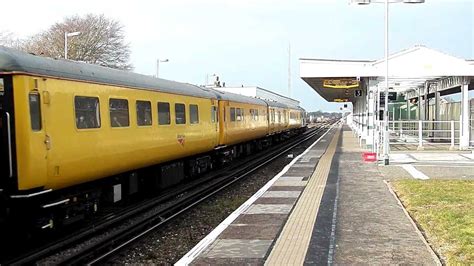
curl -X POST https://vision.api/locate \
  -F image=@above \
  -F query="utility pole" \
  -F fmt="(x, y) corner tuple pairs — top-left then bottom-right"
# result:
(288, 42), (291, 98)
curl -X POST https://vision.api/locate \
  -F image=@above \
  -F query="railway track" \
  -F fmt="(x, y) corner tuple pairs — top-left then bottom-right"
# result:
(3, 122), (334, 265)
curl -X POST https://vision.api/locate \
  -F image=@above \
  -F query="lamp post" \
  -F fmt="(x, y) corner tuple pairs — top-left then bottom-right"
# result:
(351, 0), (424, 165)
(156, 59), (169, 78)
(64, 31), (81, 59)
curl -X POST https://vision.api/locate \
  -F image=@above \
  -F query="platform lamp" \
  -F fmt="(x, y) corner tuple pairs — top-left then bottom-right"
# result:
(351, 0), (424, 165)
(156, 59), (169, 78)
(64, 31), (81, 60)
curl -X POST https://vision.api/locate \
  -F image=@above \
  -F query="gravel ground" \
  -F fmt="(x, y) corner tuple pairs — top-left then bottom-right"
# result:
(108, 132), (323, 264)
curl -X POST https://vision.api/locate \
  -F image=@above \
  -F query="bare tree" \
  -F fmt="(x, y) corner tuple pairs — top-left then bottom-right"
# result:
(22, 14), (132, 70)
(0, 31), (22, 49)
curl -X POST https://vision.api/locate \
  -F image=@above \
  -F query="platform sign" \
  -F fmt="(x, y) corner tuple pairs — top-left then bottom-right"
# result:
(323, 79), (359, 89)
(379, 92), (397, 104)
(354, 90), (362, 97)
(334, 98), (349, 102)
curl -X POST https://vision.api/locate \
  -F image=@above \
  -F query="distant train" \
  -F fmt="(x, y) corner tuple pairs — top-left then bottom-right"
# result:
(0, 46), (306, 230)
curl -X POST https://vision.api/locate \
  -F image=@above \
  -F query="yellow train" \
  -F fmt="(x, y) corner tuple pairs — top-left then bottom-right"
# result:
(0, 46), (305, 229)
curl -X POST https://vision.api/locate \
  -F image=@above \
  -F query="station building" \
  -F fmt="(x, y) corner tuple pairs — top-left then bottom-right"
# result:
(300, 45), (474, 158)
(213, 86), (300, 108)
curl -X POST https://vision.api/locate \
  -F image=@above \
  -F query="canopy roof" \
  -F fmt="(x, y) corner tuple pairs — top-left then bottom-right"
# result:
(300, 45), (474, 102)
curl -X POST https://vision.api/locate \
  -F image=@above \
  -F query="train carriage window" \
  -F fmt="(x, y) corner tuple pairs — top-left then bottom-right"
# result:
(75, 96), (101, 129)
(0, 78), (4, 96)
(29, 93), (42, 131)
(211, 106), (217, 123)
(230, 107), (236, 122)
(190, 104), (199, 124)
(136, 100), (152, 126)
(236, 108), (242, 121)
(110, 98), (129, 127)
(158, 102), (170, 125)
(175, 103), (186, 124)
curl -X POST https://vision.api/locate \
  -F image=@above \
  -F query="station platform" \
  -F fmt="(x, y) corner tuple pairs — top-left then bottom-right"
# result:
(177, 124), (440, 265)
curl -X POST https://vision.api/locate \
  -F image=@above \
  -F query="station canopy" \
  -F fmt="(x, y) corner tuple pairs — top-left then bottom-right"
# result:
(300, 45), (474, 102)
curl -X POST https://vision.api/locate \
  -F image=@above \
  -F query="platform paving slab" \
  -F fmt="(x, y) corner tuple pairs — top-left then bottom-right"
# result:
(244, 204), (293, 215)
(201, 239), (273, 258)
(220, 224), (281, 240)
(260, 191), (301, 198)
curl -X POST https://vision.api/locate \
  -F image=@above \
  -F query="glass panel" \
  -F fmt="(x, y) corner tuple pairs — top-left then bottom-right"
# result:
(110, 98), (129, 127)
(136, 100), (152, 126)
(175, 103), (186, 124)
(75, 96), (101, 129)
(236, 108), (242, 121)
(230, 107), (236, 122)
(211, 106), (217, 123)
(0, 78), (4, 96)
(29, 93), (41, 131)
(158, 102), (170, 125)
(190, 104), (199, 124)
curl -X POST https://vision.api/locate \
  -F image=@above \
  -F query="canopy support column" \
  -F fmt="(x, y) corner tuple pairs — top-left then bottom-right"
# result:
(460, 77), (470, 149)
(418, 86), (424, 120)
(406, 95), (411, 120)
(366, 80), (376, 150)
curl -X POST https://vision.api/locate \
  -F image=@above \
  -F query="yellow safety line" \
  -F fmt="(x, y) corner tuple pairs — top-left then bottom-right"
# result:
(265, 126), (341, 266)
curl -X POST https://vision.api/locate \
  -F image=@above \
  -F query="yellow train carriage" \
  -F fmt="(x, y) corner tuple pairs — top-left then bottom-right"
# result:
(265, 100), (290, 134)
(288, 107), (304, 130)
(215, 90), (268, 146)
(14, 76), (218, 191)
(1, 47), (219, 192)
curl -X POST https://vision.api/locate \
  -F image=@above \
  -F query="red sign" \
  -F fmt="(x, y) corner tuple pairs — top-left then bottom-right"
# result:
(177, 134), (185, 146)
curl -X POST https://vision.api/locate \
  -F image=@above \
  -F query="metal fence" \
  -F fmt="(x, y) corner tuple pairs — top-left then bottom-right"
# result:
(386, 120), (460, 149)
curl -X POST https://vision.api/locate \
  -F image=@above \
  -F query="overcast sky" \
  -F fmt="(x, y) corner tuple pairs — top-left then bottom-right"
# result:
(2, 0), (473, 111)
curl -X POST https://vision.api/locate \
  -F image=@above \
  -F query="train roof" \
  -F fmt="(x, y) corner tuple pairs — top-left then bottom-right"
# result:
(262, 99), (290, 109)
(0, 46), (215, 99)
(211, 88), (267, 106)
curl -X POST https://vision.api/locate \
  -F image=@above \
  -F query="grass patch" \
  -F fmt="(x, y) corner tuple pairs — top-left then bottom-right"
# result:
(392, 179), (473, 265)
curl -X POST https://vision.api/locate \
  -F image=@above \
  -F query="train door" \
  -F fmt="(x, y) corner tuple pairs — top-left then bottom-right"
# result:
(15, 77), (49, 190)
(211, 99), (219, 146)
(0, 76), (12, 189)
(0, 75), (19, 194)
(217, 100), (227, 145)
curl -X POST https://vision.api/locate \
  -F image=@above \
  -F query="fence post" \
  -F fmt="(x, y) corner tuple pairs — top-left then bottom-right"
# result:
(450, 120), (455, 150)
(417, 120), (423, 150)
